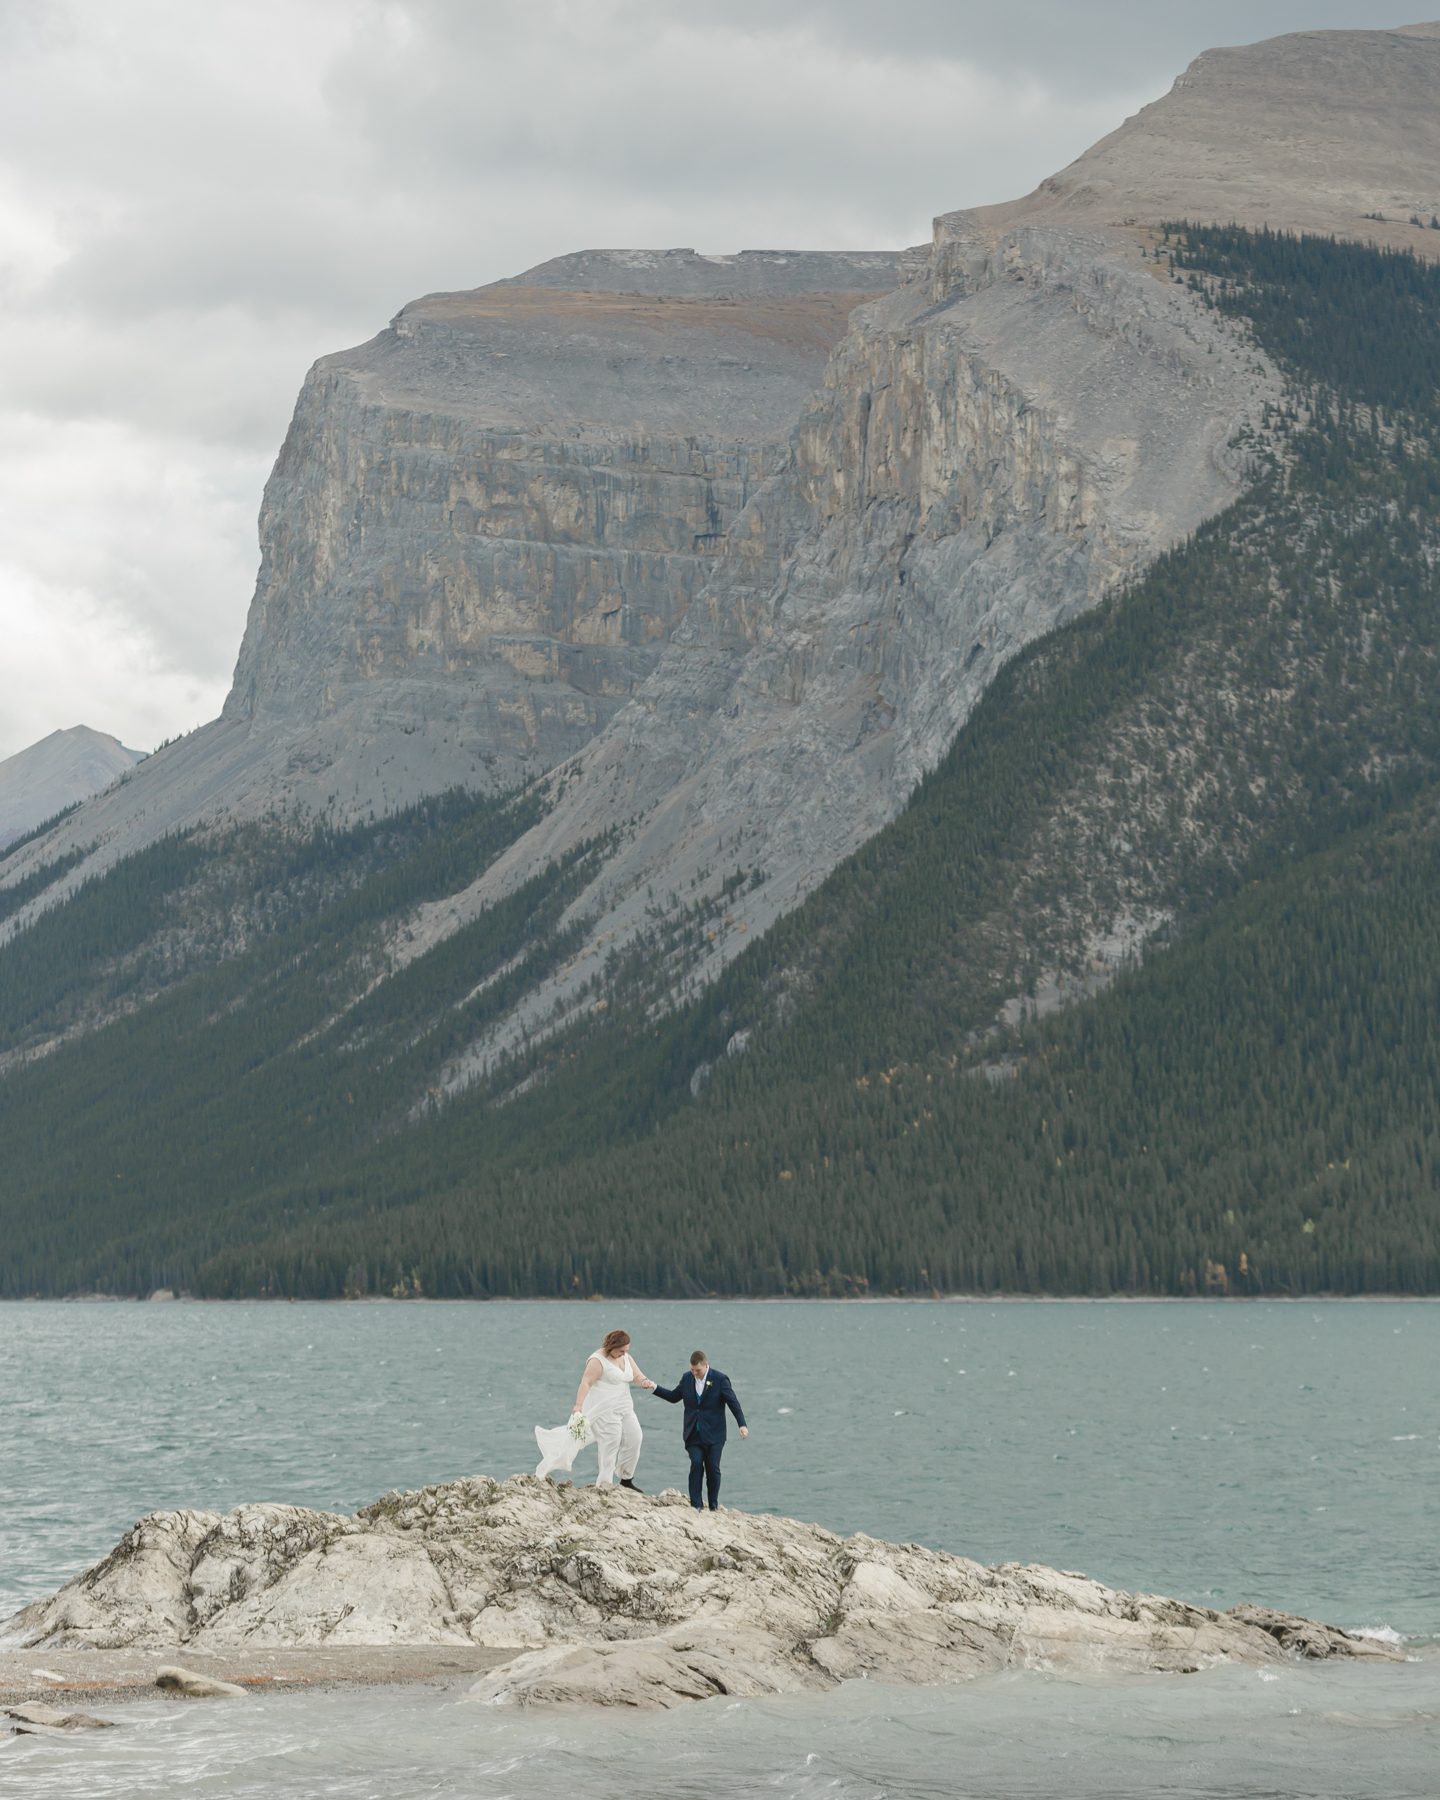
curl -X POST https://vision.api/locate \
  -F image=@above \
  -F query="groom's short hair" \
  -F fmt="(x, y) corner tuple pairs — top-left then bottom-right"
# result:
(690, 1350), (706, 1366)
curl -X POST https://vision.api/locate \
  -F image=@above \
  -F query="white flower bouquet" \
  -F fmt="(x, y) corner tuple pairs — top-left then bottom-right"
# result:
(569, 1412), (590, 1442)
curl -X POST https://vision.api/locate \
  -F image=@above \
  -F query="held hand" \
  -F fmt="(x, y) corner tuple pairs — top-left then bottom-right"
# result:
(739, 1426), (748, 1439)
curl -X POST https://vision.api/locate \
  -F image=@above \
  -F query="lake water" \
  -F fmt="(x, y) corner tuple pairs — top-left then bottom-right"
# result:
(3, 1298), (1438, 1796)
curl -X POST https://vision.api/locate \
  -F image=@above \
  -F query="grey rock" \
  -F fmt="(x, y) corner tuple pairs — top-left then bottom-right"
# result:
(0, 726), (141, 852)
(4, 1701), (114, 1729)
(495, 245), (906, 298)
(1, 1477), (1400, 1711)
(978, 20), (1440, 252)
(1224, 1604), (1390, 1661)
(1, 1509), (224, 1648)
(224, 274), (894, 766)
(154, 1665), (248, 1698)
(0, 253), (898, 931)
(417, 218), (1281, 1083)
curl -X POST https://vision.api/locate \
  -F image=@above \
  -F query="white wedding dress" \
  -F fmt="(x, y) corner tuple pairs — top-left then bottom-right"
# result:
(535, 1350), (642, 1483)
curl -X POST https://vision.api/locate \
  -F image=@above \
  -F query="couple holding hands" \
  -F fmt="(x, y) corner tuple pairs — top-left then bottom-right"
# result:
(535, 1329), (747, 1512)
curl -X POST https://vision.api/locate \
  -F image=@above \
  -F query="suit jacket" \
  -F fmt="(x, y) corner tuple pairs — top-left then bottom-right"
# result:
(652, 1367), (746, 1445)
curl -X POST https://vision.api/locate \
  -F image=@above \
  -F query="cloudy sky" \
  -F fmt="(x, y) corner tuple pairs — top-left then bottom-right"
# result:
(0, 0), (1389, 759)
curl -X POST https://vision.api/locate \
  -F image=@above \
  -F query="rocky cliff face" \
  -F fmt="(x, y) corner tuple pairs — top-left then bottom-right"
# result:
(2, 1479), (1397, 1708)
(5, 24), (1437, 1075)
(397, 219), (1279, 1081)
(224, 250), (899, 801)
(0, 251), (896, 933)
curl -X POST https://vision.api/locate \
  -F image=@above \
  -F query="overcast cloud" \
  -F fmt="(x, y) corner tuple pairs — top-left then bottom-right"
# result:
(0, 0), (1390, 758)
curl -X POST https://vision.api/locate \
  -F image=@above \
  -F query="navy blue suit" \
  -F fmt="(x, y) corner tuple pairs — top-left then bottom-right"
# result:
(652, 1367), (746, 1510)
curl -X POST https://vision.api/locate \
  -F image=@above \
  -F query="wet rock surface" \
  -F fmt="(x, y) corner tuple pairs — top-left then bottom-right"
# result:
(1, 1478), (1400, 1710)
(5, 1701), (114, 1730)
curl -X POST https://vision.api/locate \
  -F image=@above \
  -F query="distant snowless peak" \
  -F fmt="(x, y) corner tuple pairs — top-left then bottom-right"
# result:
(0, 725), (143, 852)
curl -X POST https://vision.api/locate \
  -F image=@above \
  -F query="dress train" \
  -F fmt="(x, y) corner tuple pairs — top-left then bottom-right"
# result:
(535, 1414), (593, 1478)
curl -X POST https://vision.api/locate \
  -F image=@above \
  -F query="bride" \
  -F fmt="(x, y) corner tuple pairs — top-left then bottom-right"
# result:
(535, 1328), (656, 1488)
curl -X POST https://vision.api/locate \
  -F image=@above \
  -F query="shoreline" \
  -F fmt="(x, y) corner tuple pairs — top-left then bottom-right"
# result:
(4, 1636), (1432, 1714)
(6, 1293), (1439, 1306)
(0, 1646), (511, 1708)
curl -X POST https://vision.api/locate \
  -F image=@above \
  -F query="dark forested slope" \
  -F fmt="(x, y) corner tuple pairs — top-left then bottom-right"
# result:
(1, 227), (1438, 1297)
(212, 790), (1440, 1300)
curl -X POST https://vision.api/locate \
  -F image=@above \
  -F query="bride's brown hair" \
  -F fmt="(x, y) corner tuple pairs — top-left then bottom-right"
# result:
(602, 1329), (631, 1356)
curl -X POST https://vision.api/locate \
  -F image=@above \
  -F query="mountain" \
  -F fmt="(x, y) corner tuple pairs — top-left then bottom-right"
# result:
(8, 26), (1438, 1069)
(3, 249), (898, 873)
(991, 20), (1440, 249)
(1, 24), (1438, 1297)
(0, 727), (142, 851)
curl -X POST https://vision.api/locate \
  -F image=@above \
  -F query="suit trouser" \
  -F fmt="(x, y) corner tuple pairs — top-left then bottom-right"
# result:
(687, 1439), (723, 1509)
(592, 1409), (641, 1484)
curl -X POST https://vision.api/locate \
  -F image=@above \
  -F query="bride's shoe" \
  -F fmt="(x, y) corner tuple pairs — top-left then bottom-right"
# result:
(619, 1478), (643, 1492)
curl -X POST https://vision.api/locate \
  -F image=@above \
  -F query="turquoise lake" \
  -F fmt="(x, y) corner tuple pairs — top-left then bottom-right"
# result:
(3, 1298), (1437, 1796)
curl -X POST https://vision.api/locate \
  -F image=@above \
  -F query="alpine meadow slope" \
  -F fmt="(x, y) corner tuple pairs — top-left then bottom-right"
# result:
(1, 25), (1439, 1298)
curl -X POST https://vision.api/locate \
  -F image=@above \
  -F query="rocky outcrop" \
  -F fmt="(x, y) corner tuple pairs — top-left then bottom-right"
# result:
(1, 1478), (1400, 1710)
(0, 252), (897, 943)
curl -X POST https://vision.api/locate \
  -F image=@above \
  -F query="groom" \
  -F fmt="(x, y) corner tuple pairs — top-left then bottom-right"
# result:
(652, 1350), (747, 1511)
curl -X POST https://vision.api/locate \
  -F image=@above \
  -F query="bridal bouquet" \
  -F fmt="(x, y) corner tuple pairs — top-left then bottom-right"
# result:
(569, 1412), (590, 1441)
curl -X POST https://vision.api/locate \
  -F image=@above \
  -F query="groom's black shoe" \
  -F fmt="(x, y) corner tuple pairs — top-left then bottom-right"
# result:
(620, 1478), (643, 1492)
